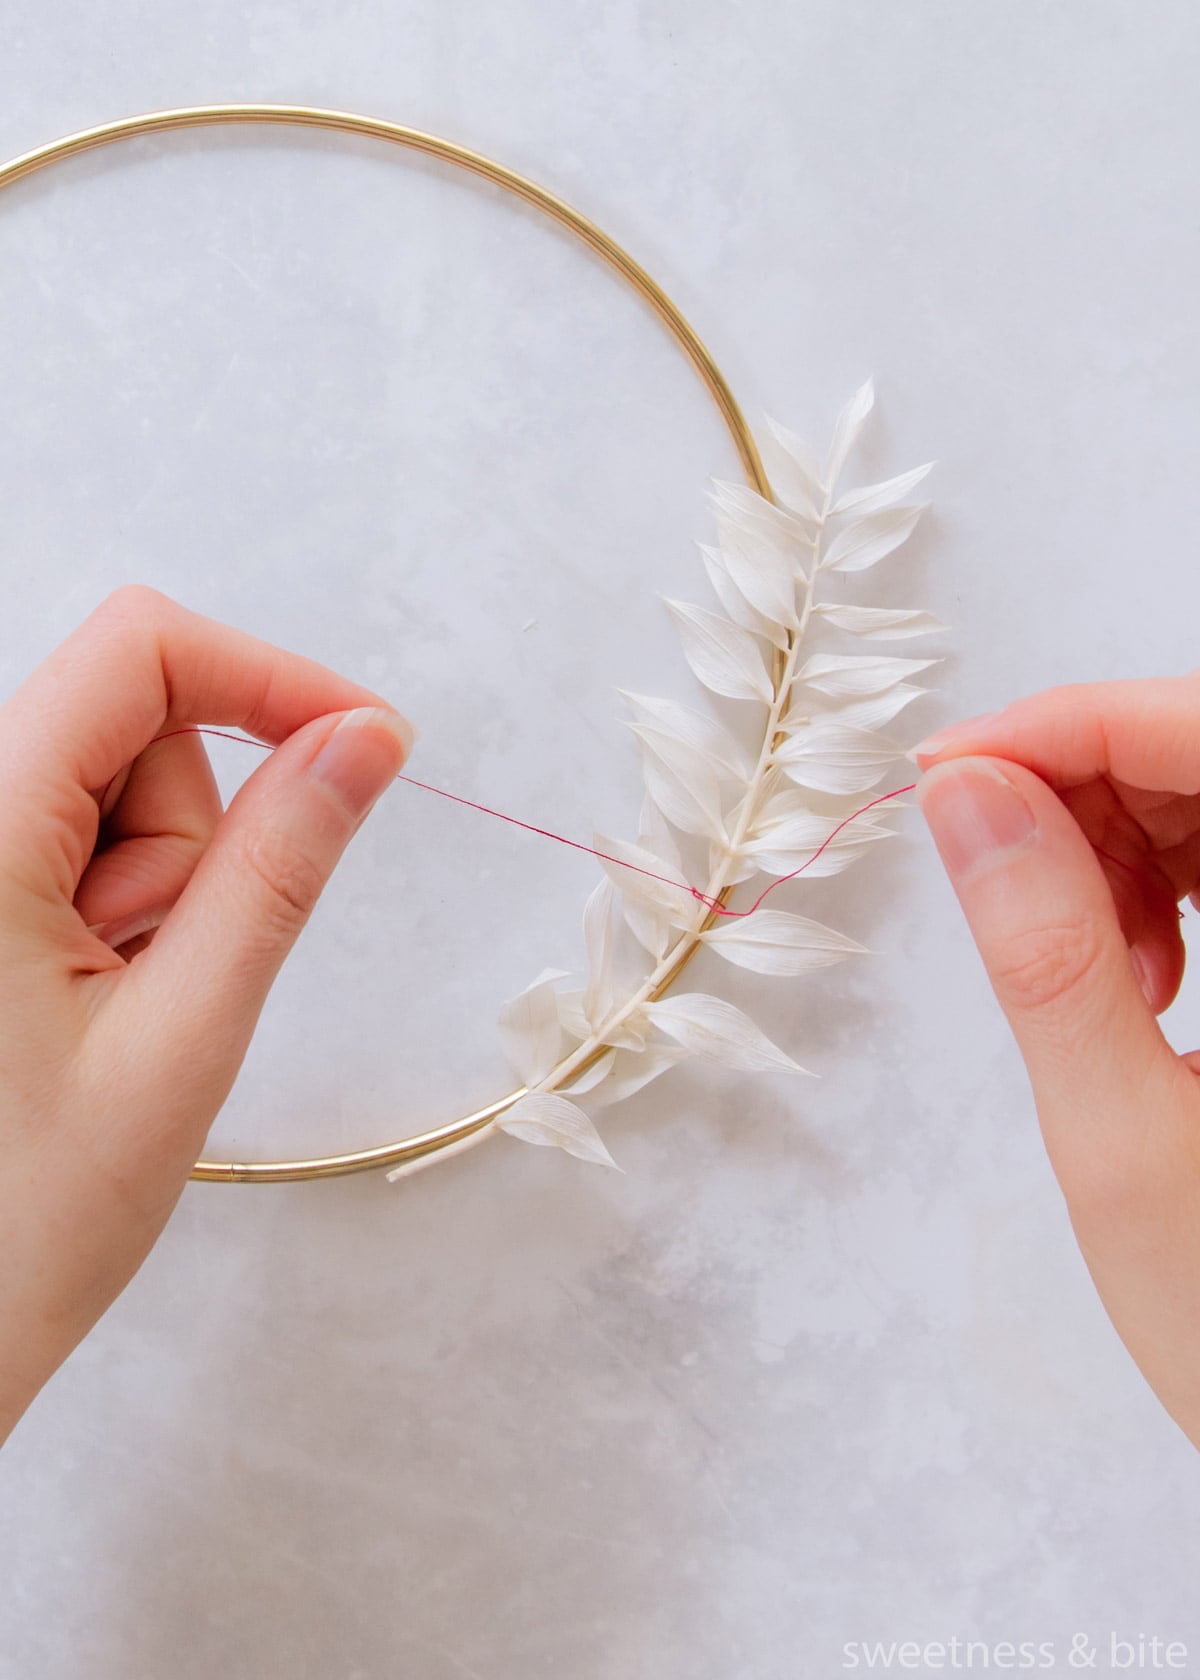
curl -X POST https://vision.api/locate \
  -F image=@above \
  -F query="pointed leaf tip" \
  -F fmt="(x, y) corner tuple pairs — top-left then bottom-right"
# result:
(824, 380), (877, 491)
(663, 598), (774, 704)
(644, 992), (815, 1075)
(497, 968), (569, 1086)
(497, 1092), (623, 1171)
(701, 910), (871, 976)
(821, 504), (927, 574)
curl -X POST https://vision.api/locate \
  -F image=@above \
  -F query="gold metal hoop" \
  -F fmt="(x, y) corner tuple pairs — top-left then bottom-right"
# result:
(0, 103), (776, 1183)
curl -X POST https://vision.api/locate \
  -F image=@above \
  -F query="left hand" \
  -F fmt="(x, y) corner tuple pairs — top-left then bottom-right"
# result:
(0, 585), (415, 1444)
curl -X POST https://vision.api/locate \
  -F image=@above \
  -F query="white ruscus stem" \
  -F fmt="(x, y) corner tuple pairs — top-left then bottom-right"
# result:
(390, 476), (836, 1180)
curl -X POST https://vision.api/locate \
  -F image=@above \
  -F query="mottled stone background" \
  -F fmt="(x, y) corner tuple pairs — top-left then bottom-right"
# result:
(2, 3), (1199, 1675)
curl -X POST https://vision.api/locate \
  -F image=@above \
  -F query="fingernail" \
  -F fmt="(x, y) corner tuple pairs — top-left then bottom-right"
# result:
(905, 710), (1003, 763)
(308, 707), (416, 818)
(916, 761), (1037, 879)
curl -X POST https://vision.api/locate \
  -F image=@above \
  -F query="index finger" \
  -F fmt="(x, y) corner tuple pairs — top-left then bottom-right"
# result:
(0, 584), (404, 898)
(910, 675), (1200, 796)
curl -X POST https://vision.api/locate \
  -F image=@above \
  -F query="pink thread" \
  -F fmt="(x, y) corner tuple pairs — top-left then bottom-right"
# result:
(91, 724), (901, 919)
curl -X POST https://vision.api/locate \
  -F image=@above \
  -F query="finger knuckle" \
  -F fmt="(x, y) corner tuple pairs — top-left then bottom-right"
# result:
(990, 913), (1108, 1014)
(239, 826), (326, 933)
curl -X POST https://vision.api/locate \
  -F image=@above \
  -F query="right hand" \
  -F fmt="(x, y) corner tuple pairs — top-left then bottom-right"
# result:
(911, 677), (1200, 1448)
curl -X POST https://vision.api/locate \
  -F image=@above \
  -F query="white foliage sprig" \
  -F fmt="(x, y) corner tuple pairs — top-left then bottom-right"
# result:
(386, 381), (945, 1183)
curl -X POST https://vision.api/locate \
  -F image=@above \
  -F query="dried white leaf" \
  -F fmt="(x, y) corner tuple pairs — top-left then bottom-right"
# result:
(744, 806), (895, 852)
(563, 1047), (617, 1095)
(632, 724), (729, 841)
(711, 509), (802, 628)
(706, 838), (761, 887)
(557, 987), (647, 1050)
(497, 1093), (622, 1171)
(751, 783), (895, 837)
(777, 760), (889, 797)
(702, 909), (869, 975)
(570, 1042), (688, 1108)
(698, 543), (790, 651)
(744, 838), (888, 879)
(638, 793), (685, 868)
(782, 681), (930, 734)
(773, 720), (905, 795)
(709, 479), (812, 557)
(831, 462), (935, 517)
(610, 808), (693, 959)
(623, 904), (670, 961)
(497, 967), (571, 1085)
(593, 831), (697, 931)
(715, 537), (800, 632)
(582, 877), (620, 1029)
(663, 598), (774, 704)
(555, 986), (591, 1040)
(621, 690), (751, 781)
(821, 504), (926, 574)
(747, 800), (842, 852)
(645, 993), (815, 1075)
(763, 415), (825, 518)
(741, 804), (894, 878)
(796, 653), (940, 699)
(823, 378), (875, 490)
(812, 603), (949, 640)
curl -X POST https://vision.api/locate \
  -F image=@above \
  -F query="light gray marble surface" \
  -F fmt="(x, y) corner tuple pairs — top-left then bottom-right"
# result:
(2, 3), (1200, 1676)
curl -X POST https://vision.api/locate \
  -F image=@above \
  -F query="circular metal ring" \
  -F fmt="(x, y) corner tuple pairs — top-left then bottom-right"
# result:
(0, 103), (774, 1182)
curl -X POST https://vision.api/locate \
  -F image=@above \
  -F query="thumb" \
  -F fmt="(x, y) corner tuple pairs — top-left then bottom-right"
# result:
(914, 754), (1179, 1192)
(113, 705), (415, 1093)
